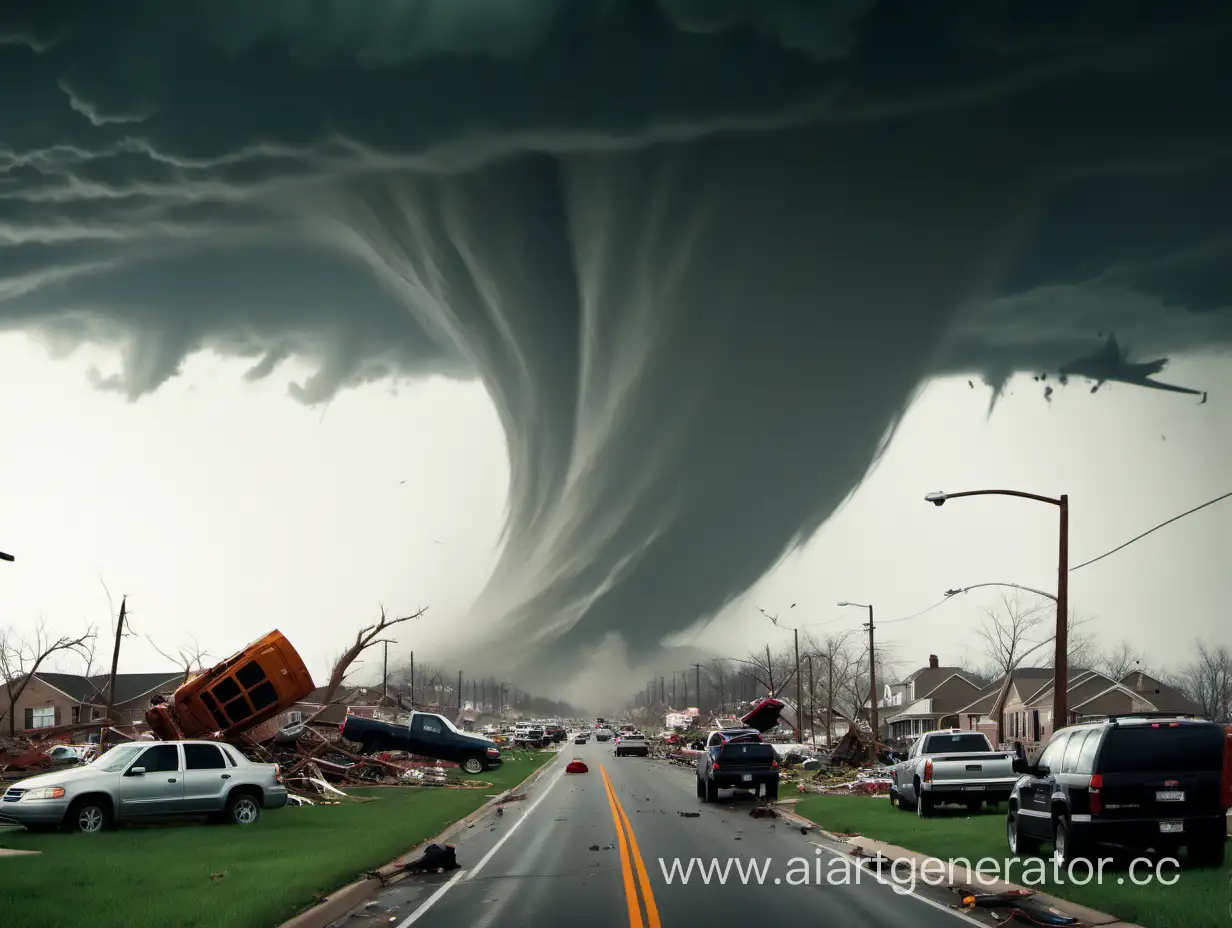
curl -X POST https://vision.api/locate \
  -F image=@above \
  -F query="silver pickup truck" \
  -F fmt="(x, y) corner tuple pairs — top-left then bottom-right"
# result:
(888, 729), (1018, 817)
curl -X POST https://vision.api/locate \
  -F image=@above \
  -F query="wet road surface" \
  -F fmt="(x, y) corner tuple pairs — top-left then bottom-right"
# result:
(332, 742), (988, 928)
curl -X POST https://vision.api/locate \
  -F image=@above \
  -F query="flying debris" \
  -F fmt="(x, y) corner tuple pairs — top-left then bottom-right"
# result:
(1059, 335), (1206, 400)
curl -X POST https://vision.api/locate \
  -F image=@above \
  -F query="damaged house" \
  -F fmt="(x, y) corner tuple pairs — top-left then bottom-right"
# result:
(1, 671), (182, 735)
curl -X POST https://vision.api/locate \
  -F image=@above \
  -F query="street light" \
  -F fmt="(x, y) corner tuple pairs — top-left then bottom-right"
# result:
(0, 550), (13, 562)
(837, 601), (877, 747)
(924, 488), (1070, 727)
(944, 582), (1057, 603)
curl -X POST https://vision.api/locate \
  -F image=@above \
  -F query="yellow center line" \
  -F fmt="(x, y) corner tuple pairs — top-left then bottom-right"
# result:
(601, 763), (643, 928)
(601, 765), (662, 928)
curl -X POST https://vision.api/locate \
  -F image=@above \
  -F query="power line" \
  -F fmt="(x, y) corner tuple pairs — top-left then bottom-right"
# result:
(1070, 489), (1231, 572)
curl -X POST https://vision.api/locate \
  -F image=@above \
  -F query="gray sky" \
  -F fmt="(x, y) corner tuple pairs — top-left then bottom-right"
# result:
(4, 333), (1226, 688)
(2, 2), (1231, 704)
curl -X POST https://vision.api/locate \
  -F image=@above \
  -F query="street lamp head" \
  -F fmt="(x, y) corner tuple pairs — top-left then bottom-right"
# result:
(943, 588), (962, 597)
(836, 601), (850, 607)
(925, 491), (947, 507)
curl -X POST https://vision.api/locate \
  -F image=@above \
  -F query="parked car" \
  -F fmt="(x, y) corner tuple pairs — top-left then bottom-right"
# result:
(615, 734), (650, 757)
(1007, 714), (1230, 867)
(341, 712), (502, 774)
(573, 732), (589, 745)
(595, 728), (614, 742)
(888, 729), (1019, 816)
(544, 725), (567, 743)
(0, 740), (286, 834)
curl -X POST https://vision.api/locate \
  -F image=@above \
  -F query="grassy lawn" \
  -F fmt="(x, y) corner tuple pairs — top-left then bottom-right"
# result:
(0, 751), (555, 928)
(794, 794), (1228, 928)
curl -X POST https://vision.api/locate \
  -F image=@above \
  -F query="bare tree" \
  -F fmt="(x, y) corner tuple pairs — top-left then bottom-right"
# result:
(0, 621), (97, 736)
(702, 658), (731, 714)
(1092, 640), (1147, 681)
(976, 592), (1051, 675)
(1176, 641), (1232, 723)
(147, 635), (213, 685)
(741, 645), (795, 699)
(315, 605), (427, 713)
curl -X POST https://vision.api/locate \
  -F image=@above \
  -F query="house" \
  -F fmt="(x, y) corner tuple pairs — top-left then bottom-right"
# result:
(1, 670), (183, 735)
(862, 655), (985, 744)
(876, 655), (988, 740)
(962, 667), (1201, 749)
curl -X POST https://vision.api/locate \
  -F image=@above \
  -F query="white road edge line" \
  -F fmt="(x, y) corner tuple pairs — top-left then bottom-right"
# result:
(809, 843), (988, 928)
(394, 761), (568, 928)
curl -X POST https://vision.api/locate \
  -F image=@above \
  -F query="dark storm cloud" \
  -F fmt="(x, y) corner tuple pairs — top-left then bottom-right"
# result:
(2, 1), (1231, 688)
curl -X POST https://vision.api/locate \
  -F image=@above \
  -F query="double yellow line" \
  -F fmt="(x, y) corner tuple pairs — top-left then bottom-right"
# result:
(600, 764), (661, 928)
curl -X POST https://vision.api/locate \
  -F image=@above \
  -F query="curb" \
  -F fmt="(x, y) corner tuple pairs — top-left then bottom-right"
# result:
(773, 802), (1144, 928)
(277, 752), (559, 928)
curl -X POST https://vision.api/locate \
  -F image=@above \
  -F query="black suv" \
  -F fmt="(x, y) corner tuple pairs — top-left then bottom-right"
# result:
(1007, 715), (1229, 867)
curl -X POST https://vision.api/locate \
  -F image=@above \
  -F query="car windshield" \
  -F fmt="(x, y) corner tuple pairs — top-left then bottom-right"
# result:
(91, 744), (144, 773)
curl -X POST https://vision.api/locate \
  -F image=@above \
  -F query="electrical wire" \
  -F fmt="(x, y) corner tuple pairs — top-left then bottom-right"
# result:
(1070, 489), (1231, 572)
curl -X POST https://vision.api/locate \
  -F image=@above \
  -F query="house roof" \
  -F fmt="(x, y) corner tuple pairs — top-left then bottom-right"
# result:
(886, 698), (937, 724)
(901, 665), (985, 694)
(1119, 671), (1202, 715)
(957, 667), (1055, 715)
(1026, 670), (1110, 709)
(26, 671), (180, 706)
(919, 673), (986, 713)
(1071, 684), (1146, 716)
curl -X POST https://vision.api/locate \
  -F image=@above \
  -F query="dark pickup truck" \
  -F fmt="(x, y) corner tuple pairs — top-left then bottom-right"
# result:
(696, 697), (784, 802)
(341, 711), (502, 775)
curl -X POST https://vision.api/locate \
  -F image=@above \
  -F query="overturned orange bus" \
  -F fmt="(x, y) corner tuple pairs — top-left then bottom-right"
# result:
(146, 630), (315, 740)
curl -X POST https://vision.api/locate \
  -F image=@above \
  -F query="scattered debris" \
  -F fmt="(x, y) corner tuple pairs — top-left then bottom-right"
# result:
(677, 811), (700, 818)
(209, 871), (228, 881)
(401, 843), (459, 874)
(749, 807), (777, 819)
(951, 887), (1081, 925)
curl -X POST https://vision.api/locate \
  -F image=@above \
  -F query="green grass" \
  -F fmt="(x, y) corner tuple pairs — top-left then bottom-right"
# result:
(793, 794), (1228, 928)
(0, 751), (555, 928)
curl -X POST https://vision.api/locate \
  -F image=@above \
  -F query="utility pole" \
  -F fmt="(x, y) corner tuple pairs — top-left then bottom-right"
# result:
(717, 663), (726, 716)
(672, 675), (677, 708)
(693, 663), (702, 715)
(806, 654), (815, 748)
(1055, 494), (1070, 727)
(680, 671), (688, 707)
(826, 648), (834, 748)
(99, 595), (127, 755)
(793, 626), (803, 743)
(866, 608), (878, 749)
(659, 676), (665, 705)
(765, 644), (775, 694)
(382, 640), (389, 706)
(409, 650), (415, 707)
(457, 670), (462, 712)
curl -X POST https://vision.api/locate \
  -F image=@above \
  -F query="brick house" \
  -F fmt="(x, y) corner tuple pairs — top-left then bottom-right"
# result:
(877, 655), (988, 740)
(958, 667), (1055, 746)
(1, 670), (183, 735)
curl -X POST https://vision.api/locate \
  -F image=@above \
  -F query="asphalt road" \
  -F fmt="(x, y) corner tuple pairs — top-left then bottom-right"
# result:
(334, 742), (989, 928)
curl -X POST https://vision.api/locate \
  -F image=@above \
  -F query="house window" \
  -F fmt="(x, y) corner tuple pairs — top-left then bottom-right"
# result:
(30, 707), (56, 728)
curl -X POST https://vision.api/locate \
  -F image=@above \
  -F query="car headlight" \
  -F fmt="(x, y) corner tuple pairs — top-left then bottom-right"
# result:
(23, 787), (66, 801)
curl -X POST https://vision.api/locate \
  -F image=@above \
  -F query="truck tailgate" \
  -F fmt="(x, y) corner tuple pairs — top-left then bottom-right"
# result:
(930, 753), (1015, 781)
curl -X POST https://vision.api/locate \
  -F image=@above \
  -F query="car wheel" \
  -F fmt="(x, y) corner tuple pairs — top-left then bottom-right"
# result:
(696, 777), (706, 800)
(966, 800), (982, 814)
(915, 781), (931, 818)
(1052, 816), (1084, 866)
(462, 755), (486, 775)
(1007, 809), (1040, 856)
(888, 788), (899, 809)
(764, 782), (779, 802)
(225, 791), (262, 826)
(66, 797), (111, 834)
(705, 778), (719, 803)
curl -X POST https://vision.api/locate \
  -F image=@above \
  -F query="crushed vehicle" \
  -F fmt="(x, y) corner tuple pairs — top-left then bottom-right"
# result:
(145, 629), (315, 740)
(0, 739), (287, 833)
(696, 697), (783, 802)
(888, 729), (1019, 815)
(1007, 714), (1231, 867)
(341, 711), (502, 774)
